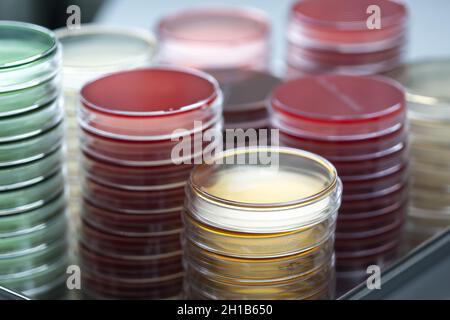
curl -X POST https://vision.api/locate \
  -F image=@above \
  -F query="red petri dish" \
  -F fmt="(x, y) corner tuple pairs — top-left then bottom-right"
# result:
(82, 270), (183, 300)
(289, 0), (408, 50)
(337, 201), (407, 233)
(80, 218), (181, 258)
(287, 43), (405, 67)
(278, 124), (407, 161)
(79, 67), (222, 141)
(271, 75), (406, 141)
(79, 122), (223, 166)
(340, 163), (408, 196)
(335, 217), (404, 252)
(340, 183), (408, 214)
(81, 176), (185, 214)
(80, 151), (194, 190)
(79, 243), (182, 279)
(156, 7), (270, 71)
(81, 199), (182, 236)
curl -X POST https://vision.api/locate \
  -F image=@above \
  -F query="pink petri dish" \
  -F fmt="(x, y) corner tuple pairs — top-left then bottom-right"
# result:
(82, 177), (185, 214)
(289, 0), (408, 51)
(79, 67), (222, 141)
(81, 199), (182, 236)
(156, 6), (270, 71)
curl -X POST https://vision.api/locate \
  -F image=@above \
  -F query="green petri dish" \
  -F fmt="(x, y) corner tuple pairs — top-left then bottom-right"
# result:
(0, 171), (65, 215)
(0, 255), (68, 295)
(0, 21), (59, 93)
(0, 74), (60, 117)
(0, 239), (67, 276)
(0, 98), (63, 143)
(0, 122), (64, 167)
(0, 211), (67, 258)
(0, 147), (63, 192)
(0, 191), (66, 237)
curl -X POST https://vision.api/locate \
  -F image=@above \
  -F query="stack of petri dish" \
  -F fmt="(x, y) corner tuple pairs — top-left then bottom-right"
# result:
(183, 147), (341, 300)
(77, 68), (223, 299)
(390, 60), (450, 247)
(286, 0), (408, 78)
(156, 6), (270, 72)
(55, 25), (156, 244)
(156, 7), (274, 133)
(0, 22), (67, 299)
(270, 75), (409, 292)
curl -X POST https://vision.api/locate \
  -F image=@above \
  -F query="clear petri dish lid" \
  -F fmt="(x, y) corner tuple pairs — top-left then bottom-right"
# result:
(289, 0), (408, 51)
(270, 75), (406, 141)
(55, 24), (157, 91)
(0, 21), (60, 92)
(388, 59), (450, 122)
(78, 67), (222, 141)
(187, 147), (341, 233)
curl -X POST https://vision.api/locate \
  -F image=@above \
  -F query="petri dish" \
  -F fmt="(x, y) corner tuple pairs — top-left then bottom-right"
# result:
(270, 75), (406, 141)
(0, 22), (60, 93)
(81, 177), (185, 213)
(289, 0), (407, 51)
(187, 147), (341, 234)
(0, 171), (65, 216)
(0, 74), (60, 117)
(0, 148), (63, 192)
(0, 122), (64, 167)
(82, 200), (182, 236)
(184, 235), (334, 282)
(185, 259), (334, 300)
(80, 243), (182, 279)
(156, 6), (270, 71)
(80, 219), (181, 258)
(0, 98), (63, 143)
(0, 192), (66, 237)
(78, 67), (222, 141)
(56, 24), (156, 91)
(0, 212), (66, 258)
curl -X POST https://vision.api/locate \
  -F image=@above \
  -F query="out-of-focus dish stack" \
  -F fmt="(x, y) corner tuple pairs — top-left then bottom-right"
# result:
(156, 7), (275, 135)
(390, 60), (450, 247)
(286, 0), (408, 78)
(55, 25), (156, 244)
